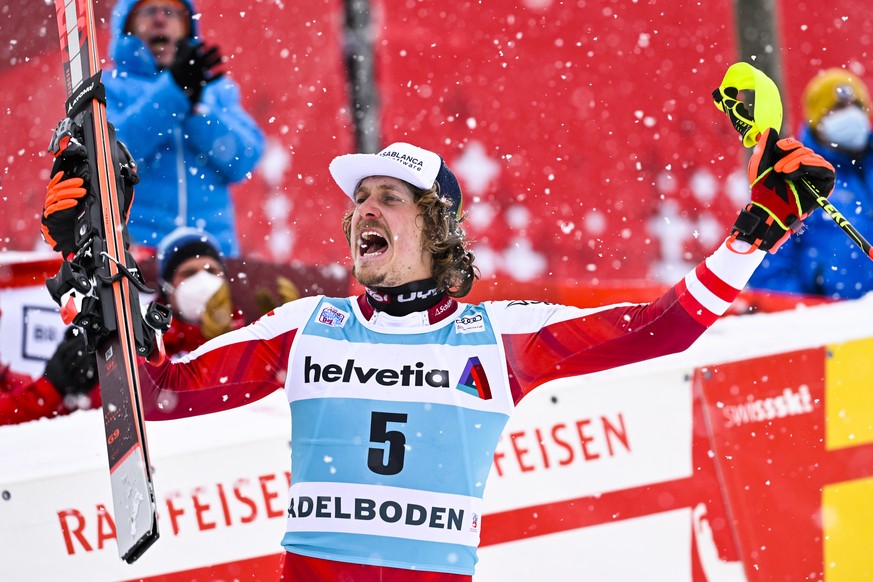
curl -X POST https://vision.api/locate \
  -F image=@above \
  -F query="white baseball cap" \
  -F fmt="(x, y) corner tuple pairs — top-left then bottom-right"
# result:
(329, 142), (463, 217)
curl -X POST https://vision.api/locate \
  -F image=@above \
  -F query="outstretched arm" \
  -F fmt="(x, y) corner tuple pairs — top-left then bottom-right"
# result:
(0, 367), (64, 425)
(500, 128), (835, 401)
(497, 240), (763, 400)
(139, 298), (318, 420)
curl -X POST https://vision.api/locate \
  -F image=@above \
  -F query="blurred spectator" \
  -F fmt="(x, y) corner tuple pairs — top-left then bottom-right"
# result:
(155, 226), (244, 354)
(106, 0), (265, 257)
(157, 228), (301, 332)
(748, 68), (873, 299)
(0, 323), (98, 426)
(0, 227), (242, 425)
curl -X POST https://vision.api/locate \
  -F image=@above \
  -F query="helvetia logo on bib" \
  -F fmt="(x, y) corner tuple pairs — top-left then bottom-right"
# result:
(303, 355), (492, 399)
(304, 356), (449, 387)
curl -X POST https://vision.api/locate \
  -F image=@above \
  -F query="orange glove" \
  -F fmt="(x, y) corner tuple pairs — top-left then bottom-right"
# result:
(41, 171), (88, 253)
(41, 118), (139, 254)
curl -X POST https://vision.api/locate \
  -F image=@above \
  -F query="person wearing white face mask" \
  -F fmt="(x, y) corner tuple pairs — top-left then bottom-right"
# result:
(748, 68), (873, 300)
(818, 102), (871, 153)
(155, 226), (243, 355)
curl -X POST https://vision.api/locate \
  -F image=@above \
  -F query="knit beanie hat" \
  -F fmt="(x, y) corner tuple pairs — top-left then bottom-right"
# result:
(802, 68), (871, 128)
(156, 227), (224, 288)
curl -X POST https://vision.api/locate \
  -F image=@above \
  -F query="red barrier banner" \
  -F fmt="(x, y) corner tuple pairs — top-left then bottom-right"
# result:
(0, 393), (293, 581)
(697, 338), (873, 581)
(478, 371), (742, 580)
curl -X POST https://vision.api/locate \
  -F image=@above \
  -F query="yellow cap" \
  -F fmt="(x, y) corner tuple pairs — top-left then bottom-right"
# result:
(802, 68), (871, 128)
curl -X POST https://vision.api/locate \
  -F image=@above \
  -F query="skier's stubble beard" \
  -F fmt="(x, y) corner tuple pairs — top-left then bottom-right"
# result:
(353, 265), (388, 288)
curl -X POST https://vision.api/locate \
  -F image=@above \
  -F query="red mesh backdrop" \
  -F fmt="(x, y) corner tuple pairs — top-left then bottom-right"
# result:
(2, 0), (871, 285)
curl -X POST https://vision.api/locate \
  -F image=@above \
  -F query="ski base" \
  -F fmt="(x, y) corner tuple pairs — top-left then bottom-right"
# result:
(98, 333), (160, 562)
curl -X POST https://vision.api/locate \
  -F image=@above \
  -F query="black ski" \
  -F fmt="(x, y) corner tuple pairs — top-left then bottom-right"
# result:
(48, 0), (169, 563)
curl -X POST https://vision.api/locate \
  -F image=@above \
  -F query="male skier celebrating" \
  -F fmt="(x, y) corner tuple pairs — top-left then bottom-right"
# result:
(41, 130), (834, 580)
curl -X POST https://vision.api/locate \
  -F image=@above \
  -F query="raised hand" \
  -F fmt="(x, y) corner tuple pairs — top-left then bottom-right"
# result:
(41, 119), (139, 254)
(730, 128), (836, 252)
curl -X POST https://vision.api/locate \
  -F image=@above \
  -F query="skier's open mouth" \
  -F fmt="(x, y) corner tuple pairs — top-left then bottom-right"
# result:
(358, 231), (389, 257)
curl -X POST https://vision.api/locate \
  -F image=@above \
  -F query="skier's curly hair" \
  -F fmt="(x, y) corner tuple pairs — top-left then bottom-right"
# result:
(342, 182), (479, 297)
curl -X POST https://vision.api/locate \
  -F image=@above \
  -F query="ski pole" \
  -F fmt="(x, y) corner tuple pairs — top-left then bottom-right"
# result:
(713, 62), (873, 262)
(797, 176), (873, 260)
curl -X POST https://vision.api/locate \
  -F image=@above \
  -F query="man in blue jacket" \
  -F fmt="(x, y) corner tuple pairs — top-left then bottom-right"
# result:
(106, 0), (265, 257)
(748, 68), (873, 299)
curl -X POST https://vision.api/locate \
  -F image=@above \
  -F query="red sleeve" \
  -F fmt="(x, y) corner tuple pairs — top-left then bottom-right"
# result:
(502, 286), (707, 400)
(0, 364), (67, 426)
(140, 326), (296, 420)
(501, 242), (762, 401)
(161, 311), (247, 356)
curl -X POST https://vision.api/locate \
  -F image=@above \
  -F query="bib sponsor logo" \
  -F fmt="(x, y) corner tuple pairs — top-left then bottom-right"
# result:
(456, 357), (492, 400)
(304, 356), (449, 388)
(316, 305), (348, 328)
(287, 495), (464, 531)
(455, 313), (485, 334)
